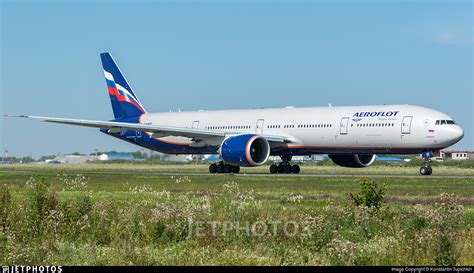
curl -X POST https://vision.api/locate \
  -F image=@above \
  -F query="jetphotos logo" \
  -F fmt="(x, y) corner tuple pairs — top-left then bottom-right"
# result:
(2, 266), (62, 273)
(352, 111), (400, 122)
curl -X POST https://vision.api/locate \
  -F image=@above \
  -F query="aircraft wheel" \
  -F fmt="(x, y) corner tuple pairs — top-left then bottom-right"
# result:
(209, 164), (217, 173)
(216, 163), (224, 173)
(420, 166), (429, 175)
(291, 164), (300, 174)
(232, 166), (240, 173)
(426, 166), (432, 175)
(284, 164), (292, 174)
(277, 164), (285, 173)
(270, 164), (278, 174)
(224, 164), (232, 173)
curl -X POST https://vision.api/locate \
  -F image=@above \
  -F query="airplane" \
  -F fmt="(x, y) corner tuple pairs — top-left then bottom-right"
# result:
(5, 53), (464, 175)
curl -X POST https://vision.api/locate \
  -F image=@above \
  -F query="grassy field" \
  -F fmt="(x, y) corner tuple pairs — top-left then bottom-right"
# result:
(1, 161), (474, 176)
(0, 163), (473, 265)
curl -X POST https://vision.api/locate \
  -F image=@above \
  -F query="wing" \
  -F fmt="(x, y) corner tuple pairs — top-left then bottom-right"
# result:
(5, 115), (291, 143)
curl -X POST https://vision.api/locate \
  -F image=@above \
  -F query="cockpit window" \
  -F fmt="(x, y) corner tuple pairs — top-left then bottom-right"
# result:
(435, 120), (456, 125)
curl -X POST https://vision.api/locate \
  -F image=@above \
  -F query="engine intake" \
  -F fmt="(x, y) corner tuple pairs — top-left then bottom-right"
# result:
(220, 134), (270, 167)
(328, 154), (376, 168)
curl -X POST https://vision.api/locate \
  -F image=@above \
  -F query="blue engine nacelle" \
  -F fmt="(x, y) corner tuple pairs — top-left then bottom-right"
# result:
(220, 134), (271, 167)
(328, 154), (376, 168)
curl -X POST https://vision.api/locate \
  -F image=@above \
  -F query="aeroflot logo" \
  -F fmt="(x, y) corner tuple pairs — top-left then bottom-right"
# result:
(353, 111), (400, 118)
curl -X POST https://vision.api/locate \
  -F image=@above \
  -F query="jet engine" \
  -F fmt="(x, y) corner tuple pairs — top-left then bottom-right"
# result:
(328, 154), (376, 168)
(220, 134), (270, 167)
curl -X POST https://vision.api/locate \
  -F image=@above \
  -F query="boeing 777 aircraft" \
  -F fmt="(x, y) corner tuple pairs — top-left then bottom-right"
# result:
(6, 53), (464, 175)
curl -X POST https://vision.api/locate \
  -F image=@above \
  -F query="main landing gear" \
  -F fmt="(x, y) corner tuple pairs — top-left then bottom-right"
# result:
(209, 162), (240, 174)
(420, 151), (433, 176)
(269, 155), (300, 174)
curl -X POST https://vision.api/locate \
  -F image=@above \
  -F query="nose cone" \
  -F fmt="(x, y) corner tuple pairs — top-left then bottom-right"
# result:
(436, 124), (464, 147)
(454, 126), (464, 143)
(444, 125), (464, 146)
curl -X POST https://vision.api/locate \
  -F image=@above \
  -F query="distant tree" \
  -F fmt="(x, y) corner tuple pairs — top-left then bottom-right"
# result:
(2, 156), (35, 163)
(2, 157), (19, 163)
(131, 151), (148, 159)
(39, 155), (56, 162)
(20, 157), (35, 163)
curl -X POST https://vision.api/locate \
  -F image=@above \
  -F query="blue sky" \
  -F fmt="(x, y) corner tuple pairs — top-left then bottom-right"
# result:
(1, 0), (472, 158)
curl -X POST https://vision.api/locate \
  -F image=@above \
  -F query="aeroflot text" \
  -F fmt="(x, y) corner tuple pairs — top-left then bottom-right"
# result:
(353, 111), (400, 118)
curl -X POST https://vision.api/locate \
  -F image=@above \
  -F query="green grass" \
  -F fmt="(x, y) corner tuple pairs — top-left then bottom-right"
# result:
(1, 161), (474, 176)
(0, 163), (473, 265)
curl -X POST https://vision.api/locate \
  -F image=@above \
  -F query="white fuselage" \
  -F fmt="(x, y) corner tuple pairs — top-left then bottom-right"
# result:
(139, 104), (463, 155)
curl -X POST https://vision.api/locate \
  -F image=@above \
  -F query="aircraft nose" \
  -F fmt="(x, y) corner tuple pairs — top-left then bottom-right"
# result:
(438, 124), (464, 146)
(454, 126), (464, 142)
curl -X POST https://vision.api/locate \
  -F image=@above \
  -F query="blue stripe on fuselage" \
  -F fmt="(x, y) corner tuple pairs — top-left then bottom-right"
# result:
(103, 129), (219, 154)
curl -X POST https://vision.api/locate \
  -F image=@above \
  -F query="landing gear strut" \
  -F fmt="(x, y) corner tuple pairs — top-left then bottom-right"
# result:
(420, 151), (433, 176)
(209, 162), (240, 174)
(269, 155), (300, 174)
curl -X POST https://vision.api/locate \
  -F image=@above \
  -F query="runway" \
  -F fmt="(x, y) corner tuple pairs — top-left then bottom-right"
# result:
(1, 169), (473, 179)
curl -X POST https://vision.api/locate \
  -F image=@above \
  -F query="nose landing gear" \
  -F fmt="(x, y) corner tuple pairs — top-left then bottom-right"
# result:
(420, 151), (433, 176)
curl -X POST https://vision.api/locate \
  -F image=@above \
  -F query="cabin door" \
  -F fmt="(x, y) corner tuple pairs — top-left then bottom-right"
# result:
(401, 116), (412, 134)
(256, 119), (265, 134)
(340, 117), (349, 135)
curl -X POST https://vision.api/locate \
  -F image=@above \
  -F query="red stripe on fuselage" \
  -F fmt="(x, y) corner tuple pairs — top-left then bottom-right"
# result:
(139, 114), (192, 146)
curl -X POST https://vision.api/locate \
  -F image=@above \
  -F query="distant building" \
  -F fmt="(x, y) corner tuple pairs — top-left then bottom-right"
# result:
(202, 155), (220, 162)
(163, 154), (193, 162)
(52, 155), (99, 164)
(440, 150), (474, 160)
(99, 153), (135, 161)
(375, 156), (408, 162)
